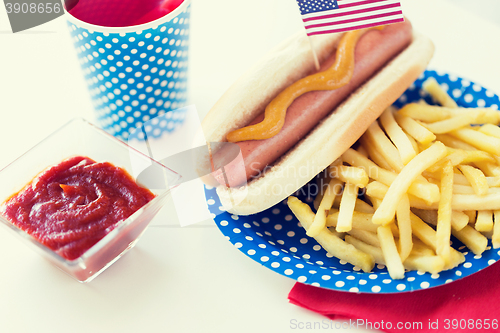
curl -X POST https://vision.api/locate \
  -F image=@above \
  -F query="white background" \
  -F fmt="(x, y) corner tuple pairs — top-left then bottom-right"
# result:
(0, 0), (500, 332)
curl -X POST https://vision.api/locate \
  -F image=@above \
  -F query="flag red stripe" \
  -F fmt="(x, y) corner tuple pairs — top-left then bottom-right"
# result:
(305, 10), (402, 29)
(303, 2), (401, 23)
(305, 10), (403, 29)
(339, 0), (396, 9)
(306, 17), (404, 36)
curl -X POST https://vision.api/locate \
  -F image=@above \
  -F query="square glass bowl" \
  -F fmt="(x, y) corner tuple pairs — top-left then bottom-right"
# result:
(0, 118), (180, 282)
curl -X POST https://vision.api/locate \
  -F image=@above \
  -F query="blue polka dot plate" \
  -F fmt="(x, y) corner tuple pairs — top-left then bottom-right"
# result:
(205, 70), (500, 293)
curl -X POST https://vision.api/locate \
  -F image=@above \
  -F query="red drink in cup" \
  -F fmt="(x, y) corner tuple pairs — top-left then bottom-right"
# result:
(66, 0), (184, 27)
(65, 0), (191, 140)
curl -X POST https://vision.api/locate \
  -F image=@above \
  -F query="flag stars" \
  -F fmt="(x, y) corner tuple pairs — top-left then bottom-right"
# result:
(297, 0), (338, 15)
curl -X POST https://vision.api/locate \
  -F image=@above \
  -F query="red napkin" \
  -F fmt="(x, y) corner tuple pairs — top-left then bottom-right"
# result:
(289, 262), (500, 332)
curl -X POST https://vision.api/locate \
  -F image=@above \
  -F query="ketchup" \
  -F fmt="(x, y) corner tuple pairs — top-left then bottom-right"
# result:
(0, 156), (155, 260)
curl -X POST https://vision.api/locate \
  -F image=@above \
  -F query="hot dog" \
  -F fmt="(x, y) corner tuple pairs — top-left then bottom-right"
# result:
(202, 20), (434, 215)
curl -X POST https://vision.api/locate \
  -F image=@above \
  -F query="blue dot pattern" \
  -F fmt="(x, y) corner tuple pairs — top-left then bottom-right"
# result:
(206, 70), (500, 293)
(67, 5), (190, 141)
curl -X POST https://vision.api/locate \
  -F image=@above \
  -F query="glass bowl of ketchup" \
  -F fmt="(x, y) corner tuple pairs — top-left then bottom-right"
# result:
(0, 118), (180, 282)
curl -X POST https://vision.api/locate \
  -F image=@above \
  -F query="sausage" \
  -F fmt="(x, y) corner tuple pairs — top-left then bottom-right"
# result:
(213, 21), (413, 187)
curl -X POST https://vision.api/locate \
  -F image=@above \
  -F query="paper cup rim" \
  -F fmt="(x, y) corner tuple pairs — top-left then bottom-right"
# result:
(63, 0), (191, 33)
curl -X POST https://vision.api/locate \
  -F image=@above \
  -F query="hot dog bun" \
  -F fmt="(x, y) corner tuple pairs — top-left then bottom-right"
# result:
(203, 28), (434, 216)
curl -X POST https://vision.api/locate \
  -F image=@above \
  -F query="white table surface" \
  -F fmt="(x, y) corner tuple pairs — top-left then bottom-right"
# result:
(0, 1), (500, 332)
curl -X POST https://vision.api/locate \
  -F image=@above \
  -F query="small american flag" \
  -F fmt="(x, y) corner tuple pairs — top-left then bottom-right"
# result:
(296, 0), (404, 36)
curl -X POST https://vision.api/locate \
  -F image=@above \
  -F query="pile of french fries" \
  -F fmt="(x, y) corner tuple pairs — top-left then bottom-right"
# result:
(288, 77), (500, 279)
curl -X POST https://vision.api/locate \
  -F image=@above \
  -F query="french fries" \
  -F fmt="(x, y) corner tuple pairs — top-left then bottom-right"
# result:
(333, 165), (369, 188)
(286, 77), (499, 280)
(479, 123), (500, 138)
(336, 182), (359, 232)
(378, 225), (404, 279)
(342, 149), (440, 203)
(371, 142), (448, 225)
(307, 178), (342, 237)
(394, 113), (436, 145)
(364, 121), (404, 171)
(436, 161), (453, 263)
(457, 165), (489, 196)
(398, 103), (450, 122)
(395, 194), (412, 262)
(287, 196), (375, 273)
(452, 225), (488, 256)
(379, 107), (417, 164)
(345, 235), (385, 265)
(422, 77), (458, 108)
(492, 211), (500, 248)
(423, 112), (486, 134)
(449, 128), (500, 156)
(475, 210), (493, 232)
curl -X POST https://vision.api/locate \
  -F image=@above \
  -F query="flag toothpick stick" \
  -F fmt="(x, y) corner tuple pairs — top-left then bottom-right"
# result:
(307, 37), (321, 71)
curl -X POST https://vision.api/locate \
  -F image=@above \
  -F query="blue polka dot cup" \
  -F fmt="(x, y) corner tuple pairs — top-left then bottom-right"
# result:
(65, 0), (191, 140)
